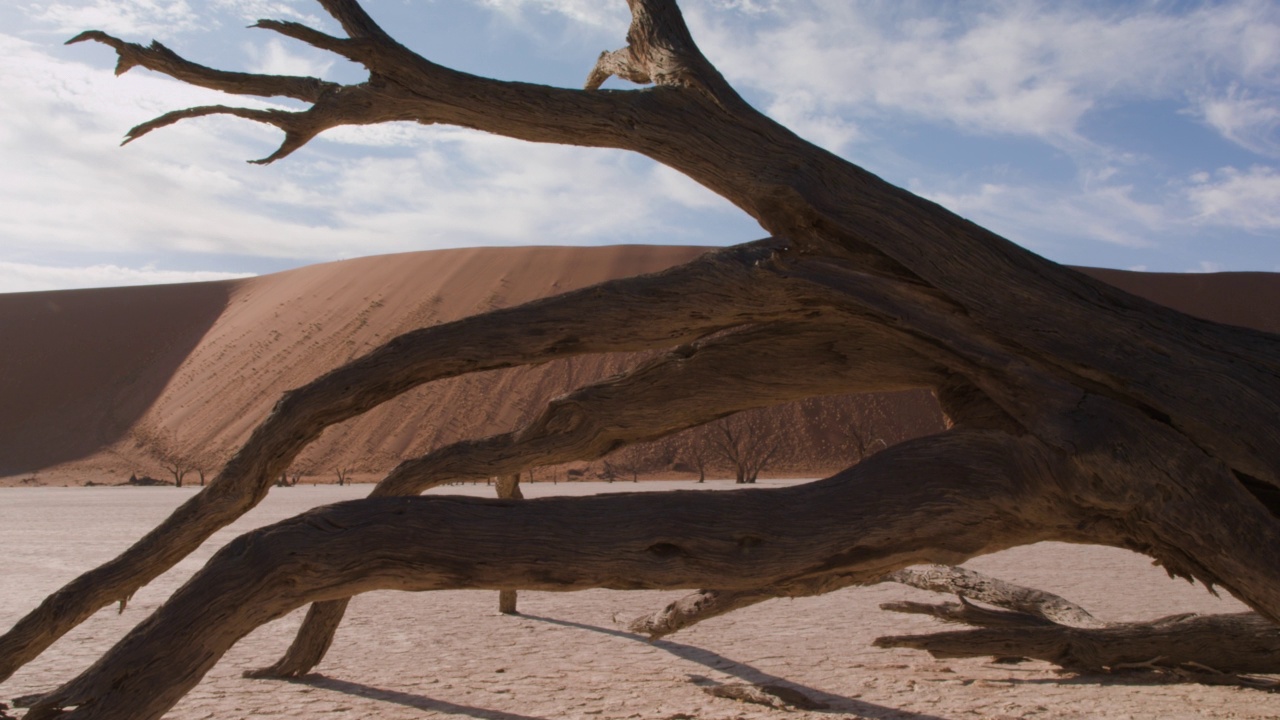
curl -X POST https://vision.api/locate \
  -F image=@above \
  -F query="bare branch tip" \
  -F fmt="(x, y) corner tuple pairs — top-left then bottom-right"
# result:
(64, 29), (103, 46)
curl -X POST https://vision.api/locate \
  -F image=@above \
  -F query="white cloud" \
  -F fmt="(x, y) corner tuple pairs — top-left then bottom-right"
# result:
(918, 178), (1163, 251)
(474, 0), (627, 30)
(1193, 85), (1280, 158)
(686, 0), (1280, 146)
(243, 38), (334, 78)
(0, 262), (253, 293)
(26, 1), (202, 39)
(1187, 166), (1280, 230)
(0, 31), (751, 277)
(211, 0), (321, 25)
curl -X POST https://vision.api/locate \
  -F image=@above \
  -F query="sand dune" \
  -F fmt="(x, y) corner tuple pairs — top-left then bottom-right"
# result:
(1, 245), (1276, 483)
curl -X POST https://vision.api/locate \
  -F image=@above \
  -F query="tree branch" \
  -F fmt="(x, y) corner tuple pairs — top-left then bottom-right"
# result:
(26, 429), (1068, 720)
(884, 564), (1107, 628)
(66, 30), (337, 102)
(374, 319), (941, 495)
(875, 612), (1280, 676)
(0, 241), (800, 684)
(252, 320), (942, 675)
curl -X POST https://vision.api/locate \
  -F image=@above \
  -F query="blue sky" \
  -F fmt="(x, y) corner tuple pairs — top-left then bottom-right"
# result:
(1, 0), (1278, 292)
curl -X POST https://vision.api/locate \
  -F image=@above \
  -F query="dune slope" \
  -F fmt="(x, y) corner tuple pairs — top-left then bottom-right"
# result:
(0, 246), (1274, 483)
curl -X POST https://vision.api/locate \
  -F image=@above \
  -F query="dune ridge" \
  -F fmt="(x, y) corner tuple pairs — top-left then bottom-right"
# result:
(1, 245), (1275, 484)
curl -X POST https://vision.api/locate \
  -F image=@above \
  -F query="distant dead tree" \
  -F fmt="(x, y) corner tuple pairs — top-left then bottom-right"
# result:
(603, 444), (646, 482)
(681, 443), (710, 483)
(709, 413), (779, 484)
(158, 455), (193, 488)
(334, 468), (351, 486)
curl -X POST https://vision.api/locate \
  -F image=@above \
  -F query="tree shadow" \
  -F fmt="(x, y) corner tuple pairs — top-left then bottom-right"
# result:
(290, 674), (548, 720)
(518, 613), (956, 720)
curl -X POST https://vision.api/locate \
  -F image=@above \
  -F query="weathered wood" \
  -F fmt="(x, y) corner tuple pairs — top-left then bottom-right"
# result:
(877, 566), (1280, 679)
(875, 612), (1280, 675)
(26, 429), (1078, 720)
(496, 473), (523, 615)
(628, 564), (1106, 640)
(255, 320), (945, 676)
(6, 0), (1280, 709)
(884, 565), (1106, 628)
(0, 241), (798, 683)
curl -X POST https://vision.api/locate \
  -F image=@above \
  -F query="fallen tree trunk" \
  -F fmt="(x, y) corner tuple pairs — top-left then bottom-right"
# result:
(874, 566), (1280, 679)
(877, 602), (1280, 676)
(23, 429), (1078, 720)
(628, 563), (1107, 639)
(0, 241), (798, 683)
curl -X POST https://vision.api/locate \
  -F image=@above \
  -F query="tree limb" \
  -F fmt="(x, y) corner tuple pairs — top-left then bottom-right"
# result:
(0, 241), (801, 684)
(65, 30), (337, 102)
(26, 429), (1067, 720)
(252, 319), (944, 676)
(883, 564), (1106, 628)
(875, 612), (1280, 676)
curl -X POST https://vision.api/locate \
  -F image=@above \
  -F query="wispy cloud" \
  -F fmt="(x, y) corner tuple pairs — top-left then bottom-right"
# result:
(685, 0), (1280, 150)
(243, 37), (334, 78)
(917, 178), (1164, 253)
(473, 0), (627, 30)
(26, 1), (202, 39)
(1192, 85), (1280, 158)
(0, 261), (252, 293)
(1187, 166), (1280, 230)
(0, 28), (755, 291)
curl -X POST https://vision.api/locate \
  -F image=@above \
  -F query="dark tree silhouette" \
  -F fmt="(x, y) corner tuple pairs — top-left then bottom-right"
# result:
(4, 2), (1280, 718)
(708, 412), (779, 484)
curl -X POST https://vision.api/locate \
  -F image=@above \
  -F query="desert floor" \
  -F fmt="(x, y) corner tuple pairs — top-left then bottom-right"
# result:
(1, 480), (1275, 720)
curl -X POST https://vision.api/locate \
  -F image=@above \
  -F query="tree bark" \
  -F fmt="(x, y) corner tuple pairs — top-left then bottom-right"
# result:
(496, 473), (523, 615)
(627, 564), (1107, 640)
(884, 564), (1106, 628)
(873, 565), (1280, 678)
(0, 241), (798, 683)
(877, 607), (1280, 675)
(26, 429), (1080, 720)
(6, 0), (1280, 707)
(253, 319), (944, 676)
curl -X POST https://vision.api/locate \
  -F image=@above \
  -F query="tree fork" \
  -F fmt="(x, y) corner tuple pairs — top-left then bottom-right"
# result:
(0, 241), (803, 683)
(252, 320), (946, 677)
(26, 429), (1072, 720)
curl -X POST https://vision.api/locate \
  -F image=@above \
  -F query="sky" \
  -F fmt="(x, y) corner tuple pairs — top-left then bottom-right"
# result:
(1, 0), (1278, 293)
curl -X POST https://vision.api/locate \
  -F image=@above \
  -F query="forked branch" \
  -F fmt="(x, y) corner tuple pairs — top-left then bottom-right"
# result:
(65, 30), (337, 101)
(26, 429), (1065, 720)
(0, 241), (801, 684)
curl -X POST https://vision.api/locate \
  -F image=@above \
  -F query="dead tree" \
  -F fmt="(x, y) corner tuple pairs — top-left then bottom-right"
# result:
(603, 444), (646, 482)
(682, 443), (710, 483)
(5, 2), (1280, 717)
(709, 413), (779, 484)
(334, 467), (351, 486)
(158, 457), (191, 488)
